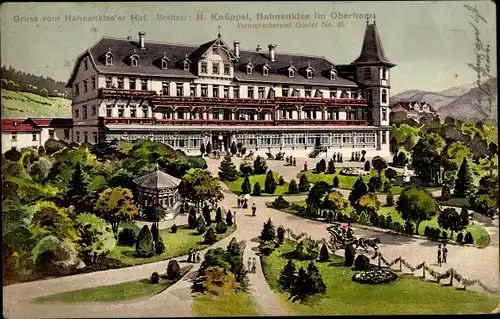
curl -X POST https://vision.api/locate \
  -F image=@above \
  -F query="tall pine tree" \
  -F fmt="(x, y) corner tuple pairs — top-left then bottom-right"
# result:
(454, 158), (473, 197)
(279, 259), (297, 292)
(218, 155), (238, 181)
(260, 218), (276, 242)
(299, 174), (310, 192)
(264, 170), (277, 194)
(241, 176), (252, 194)
(348, 177), (368, 206)
(307, 261), (326, 295)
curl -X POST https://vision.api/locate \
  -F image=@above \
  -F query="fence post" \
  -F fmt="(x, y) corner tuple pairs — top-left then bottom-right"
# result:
(450, 269), (454, 286)
(422, 263), (425, 279)
(378, 254), (381, 268)
(399, 258), (402, 272)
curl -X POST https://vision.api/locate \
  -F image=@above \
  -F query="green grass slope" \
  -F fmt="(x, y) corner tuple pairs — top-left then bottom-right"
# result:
(1, 89), (71, 118)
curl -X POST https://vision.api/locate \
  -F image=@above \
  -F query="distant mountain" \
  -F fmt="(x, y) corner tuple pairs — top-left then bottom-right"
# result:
(391, 78), (497, 120)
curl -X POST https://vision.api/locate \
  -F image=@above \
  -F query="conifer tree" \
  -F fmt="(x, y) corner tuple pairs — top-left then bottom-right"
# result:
(226, 210), (233, 226)
(277, 225), (286, 244)
(196, 214), (207, 234)
(259, 218), (276, 242)
(319, 243), (330, 262)
(151, 222), (159, 242)
(265, 170), (277, 194)
(327, 159), (336, 174)
(348, 177), (368, 206)
(218, 155), (238, 181)
(290, 268), (312, 302)
(252, 182), (262, 196)
(188, 208), (197, 229)
(279, 259), (297, 292)
(241, 176), (252, 194)
(136, 225), (154, 258)
(307, 261), (326, 294)
(299, 174), (310, 192)
(215, 207), (223, 223)
(288, 179), (298, 194)
(454, 158), (473, 197)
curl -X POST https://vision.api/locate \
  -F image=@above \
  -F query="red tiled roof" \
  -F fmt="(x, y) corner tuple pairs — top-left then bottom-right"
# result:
(391, 101), (436, 113)
(1, 119), (41, 132)
(31, 118), (73, 127)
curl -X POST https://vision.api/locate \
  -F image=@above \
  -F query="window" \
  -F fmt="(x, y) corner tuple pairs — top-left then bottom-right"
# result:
(382, 108), (387, 121)
(162, 82), (169, 95)
(365, 89), (373, 101)
(258, 87), (265, 99)
(201, 85), (208, 97)
(76, 131), (80, 143)
(161, 59), (168, 69)
(106, 105), (112, 117)
(213, 63), (219, 74)
(176, 83), (184, 96)
(105, 53), (113, 65)
(305, 87), (312, 97)
(64, 129), (70, 139)
(83, 80), (88, 93)
(11, 132), (17, 141)
(363, 68), (371, 80)
(183, 61), (190, 71)
(91, 76), (96, 90)
(233, 86), (240, 98)
(131, 57), (138, 67)
(248, 87), (254, 99)
(75, 108), (79, 118)
(330, 70), (337, 80)
(246, 65), (253, 75)
(340, 91), (349, 98)
(118, 105), (124, 117)
(382, 67), (388, 80)
(224, 86), (229, 98)
(93, 132), (98, 144)
(32, 133), (37, 141)
(190, 84), (196, 97)
(84, 131), (88, 143)
(213, 85), (219, 97)
(263, 67), (269, 76)
(330, 89), (336, 98)
(141, 79), (147, 90)
(83, 105), (88, 119)
(201, 63), (207, 74)
(83, 58), (88, 70)
(282, 86), (289, 97)
(117, 77), (124, 89)
(105, 77), (112, 88)
(224, 65), (230, 75)
(334, 110), (339, 120)
(130, 106), (136, 117)
(381, 89), (387, 103)
(74, 83), (80, 96)
(288, 70), (294, 77)
(162, 109), (170, 119)
(382, 132), (387, 144)
(91, 105), (96, 116)
(177, 110), (184, 120)
(306, 69), (313, 79)
(142, 106), (148, 118)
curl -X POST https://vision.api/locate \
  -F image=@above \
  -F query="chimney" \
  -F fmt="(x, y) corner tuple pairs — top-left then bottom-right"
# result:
(233, 41), (240, 58)
(268, 44), (277, 62)
(138, 32), (146, 50)
(256, 45), (262, 52)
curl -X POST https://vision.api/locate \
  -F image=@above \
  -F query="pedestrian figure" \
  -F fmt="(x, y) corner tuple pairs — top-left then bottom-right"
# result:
(443, 243), (448, 263)
(293, 158), (296, 166)
(251, 258), (257, 273)
(437, 245), (442, 266)
(286, 156), (290, 165)
(187, 249), (193, 263)
(252, 203), (257, 216)
(196, 252), (201, 263)
(338, 153), (342, 162)
(237, 197), (241, 208)
(247, 257), (252, 271)
(304, 162), (308, 171)
(243, 199), (248, 209)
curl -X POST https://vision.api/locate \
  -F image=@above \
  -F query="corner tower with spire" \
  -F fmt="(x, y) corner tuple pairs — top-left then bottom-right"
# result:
(352, 18), (395, 152)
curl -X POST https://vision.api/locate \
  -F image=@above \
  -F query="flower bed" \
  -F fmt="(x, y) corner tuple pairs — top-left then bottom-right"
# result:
(339, 168), (369, 176)
(352, 269), (398, 285)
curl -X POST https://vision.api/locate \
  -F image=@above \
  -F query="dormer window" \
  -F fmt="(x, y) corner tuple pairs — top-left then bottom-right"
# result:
(246, 65), (253, 75)
(183, 61), (190, 71)
(161, 58), (169, 70)
(329, 68), (337, 80)
(306, 69), (313, 79)
(130, 54), (139, 68)
(105, 52), (113, 66)
(263, 68), (269, 76)
(201, 62), (207, 74)
(288, 70), (294, 78)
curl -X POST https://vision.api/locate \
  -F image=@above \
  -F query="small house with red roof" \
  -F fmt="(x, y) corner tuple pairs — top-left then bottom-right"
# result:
(1, 118), (73, 153)
(390, 101), (436, 122)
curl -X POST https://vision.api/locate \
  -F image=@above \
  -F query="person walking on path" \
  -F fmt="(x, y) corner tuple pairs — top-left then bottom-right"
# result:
(247, 257), (252, 272)
(196, 252), (201, 263)
(437, 245), (442, 267)
(443, 243), (448, 263)
(252, 203), (257, 216)
(251, 257), (257, 273)
(237, 196), (241, 208)
(187, 249), (193, 263)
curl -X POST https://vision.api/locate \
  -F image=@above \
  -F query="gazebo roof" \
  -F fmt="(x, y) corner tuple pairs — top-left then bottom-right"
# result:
(133, 164), (181, 190)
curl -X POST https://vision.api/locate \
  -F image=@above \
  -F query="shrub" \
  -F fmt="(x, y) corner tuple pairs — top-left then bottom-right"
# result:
(456, 232), (464, 243)
(371, 214), (379, 227)
(352, 269), (398, 285)
(358, 214), (369, 225)
(277, 225), (286, 244)
(442, 231), (448, 239)
(354, 254), (370, 270)
(322, 210), (327, 218)
(299, 174), (310, 192)
(167, 260), (181, 279)
(200, 266), (237, 295)
(288, 179), (298, 194)
(259, 241), (276, 256)
(216, 220), (228, 234)
(241, 176), (251, 194)
(378, 215), (386, 228)
(344, 244), (356, 267)
(279, 176), (285, 186)
(118, 228), (136, 246)
(271, 196), (290, 209)
(155, 240), (165, 255)
(333, 176), (339, 188)
(386, 191), (394, 206)
(279, 259), (297, 292)
(424, 226), (431, 237)
(226, 210), (233, 226)
(264, 170), (277, 194)
(204, 228), (217, 244)
(196, 215), (207, 234)
(135, 225), (154, 258)
(364, 161), (371, 171)
(171, 224), (178, 233)
(150, 272), (160, 284)
(464, 232), (474, 244)
(252, 182), (262, 196)
(188, 209), (197, 229)
(293, 237), (320, 260)
(215, 207), (223, 223)
(319, 244), (330, 262)
(383, 182), (390, 193)
(404, 220), (414, 234)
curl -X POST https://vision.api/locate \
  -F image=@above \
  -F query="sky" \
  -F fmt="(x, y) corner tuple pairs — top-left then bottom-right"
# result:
(0, 1), (497, 94)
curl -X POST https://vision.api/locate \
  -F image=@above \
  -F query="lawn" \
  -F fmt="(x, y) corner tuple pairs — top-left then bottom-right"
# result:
(107, 224), (236, 267)
(1, 89), (71, 118)
(192, 292), (261, 316)
(225, 172), (303, 196)
(34, 266), (192, 303)
(298, 170), (404, 195)
(262, 241), (499, 315)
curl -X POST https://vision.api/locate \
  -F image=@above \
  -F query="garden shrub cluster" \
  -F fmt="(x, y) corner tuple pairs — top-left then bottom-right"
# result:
(352, 269), (398, 285)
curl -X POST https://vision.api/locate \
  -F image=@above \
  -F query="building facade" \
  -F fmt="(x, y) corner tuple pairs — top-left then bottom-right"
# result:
(66, 22), (395, 158)
(1, 118), (73, 153)
(391, 101), (436, 122)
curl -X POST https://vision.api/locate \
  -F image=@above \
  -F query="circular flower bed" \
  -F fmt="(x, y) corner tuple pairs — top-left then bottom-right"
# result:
(339, 168), (369, 176)
(352, 269), (398, 285)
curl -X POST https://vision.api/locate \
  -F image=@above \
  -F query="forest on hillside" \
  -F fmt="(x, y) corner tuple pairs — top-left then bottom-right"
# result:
(0, 65), (71, 98)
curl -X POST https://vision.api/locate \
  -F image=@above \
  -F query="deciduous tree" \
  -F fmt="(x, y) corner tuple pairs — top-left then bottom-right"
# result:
(178, 168), (223, 213)
(94, 187), (139, 235)
(396, 187), (440, 234)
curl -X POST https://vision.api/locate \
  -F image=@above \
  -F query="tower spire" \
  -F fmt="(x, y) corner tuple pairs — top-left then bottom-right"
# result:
(217, 25), (221, 38)
(156, 161), (159, 171)
(352, 21), (395, 67)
